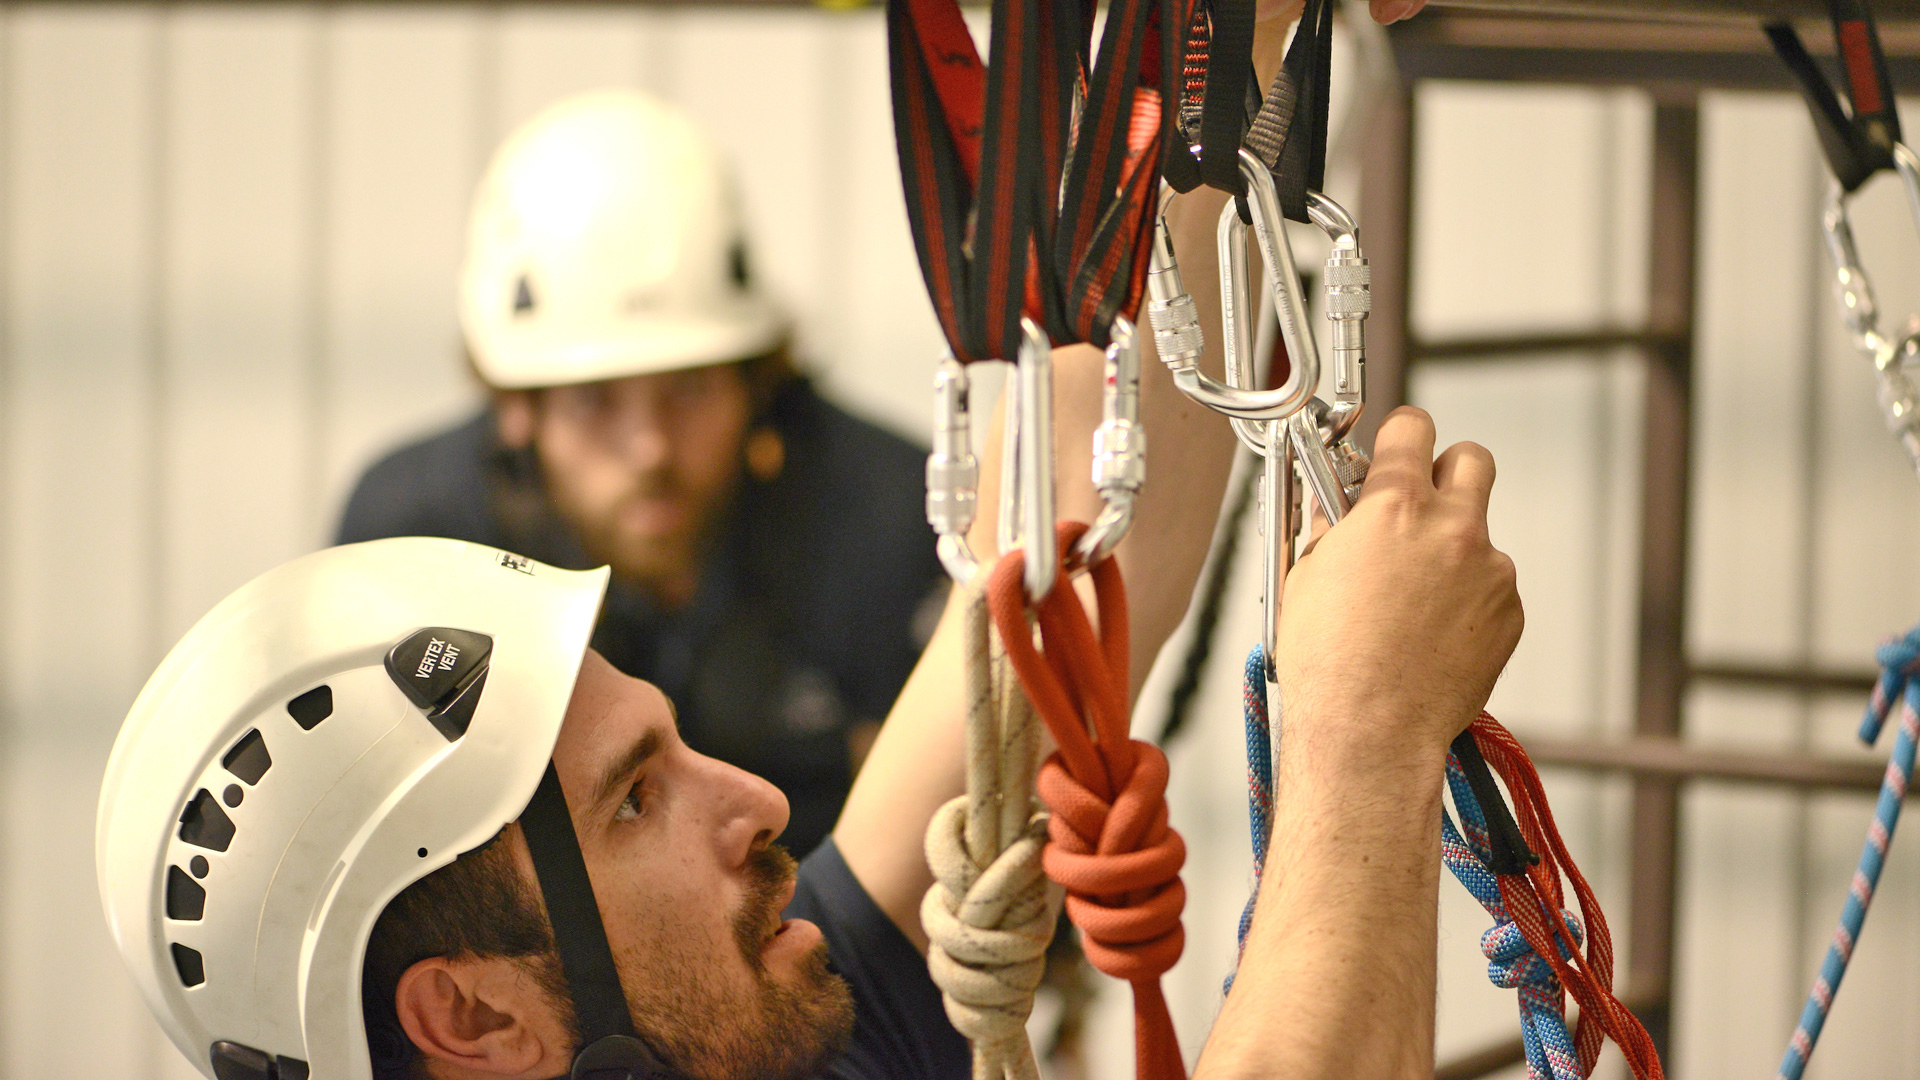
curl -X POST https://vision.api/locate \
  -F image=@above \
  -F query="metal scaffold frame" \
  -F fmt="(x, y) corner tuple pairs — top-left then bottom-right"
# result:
(1357, 9), (1920, 1078)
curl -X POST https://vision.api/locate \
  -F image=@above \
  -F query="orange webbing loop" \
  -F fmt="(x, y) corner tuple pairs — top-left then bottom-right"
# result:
(987, 521), (1188, 1080)
(1471, 714), (1666, 1080)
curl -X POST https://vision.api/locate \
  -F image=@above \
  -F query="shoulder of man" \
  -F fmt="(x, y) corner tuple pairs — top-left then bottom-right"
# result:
(748, 380), (947, 712)
(753, 381), (944, 581)
(334, 409), (506, 548)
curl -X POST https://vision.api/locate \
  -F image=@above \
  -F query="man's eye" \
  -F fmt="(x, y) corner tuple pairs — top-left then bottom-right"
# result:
(614, 784), (646, 823)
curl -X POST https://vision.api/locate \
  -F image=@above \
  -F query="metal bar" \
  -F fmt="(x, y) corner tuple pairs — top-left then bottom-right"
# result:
(1623, 96), (1699, 1063)
(1690, 661), (1878, 695)
(1410, 329), (1678, 361)
(1433, 1037), (1526, 1080)
(1357, 83), (1415, 452)
(1390, 15), (1920, 91)
(1425, 0), (1920, 20)
(1526, 734), (1890, 791)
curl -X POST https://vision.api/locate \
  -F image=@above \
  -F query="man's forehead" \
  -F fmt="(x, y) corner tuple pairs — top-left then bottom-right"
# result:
(553, 650), (677, 777)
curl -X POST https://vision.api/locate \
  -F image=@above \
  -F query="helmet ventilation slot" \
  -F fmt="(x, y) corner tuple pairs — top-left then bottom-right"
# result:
(170, 943), (205, 987)
(221, 728), (272, 784)
(165, 866), (205, 921)
(285, 686), (332, 730)
(178, 790), (235, 852)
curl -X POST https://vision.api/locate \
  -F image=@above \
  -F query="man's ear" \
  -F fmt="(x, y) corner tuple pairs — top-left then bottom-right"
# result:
(394, 955), (569, 1079)
(495, 390), (538, 450)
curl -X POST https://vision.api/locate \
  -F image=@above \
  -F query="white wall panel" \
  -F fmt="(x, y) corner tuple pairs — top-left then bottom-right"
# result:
(318, 7), (485, 533)
(493, 6), (648, 142)
(160, 7), (317, 641)
(0, 7), (164, 1077)
(1412, 83), (1649, 340)
(800, 10), (948, 439)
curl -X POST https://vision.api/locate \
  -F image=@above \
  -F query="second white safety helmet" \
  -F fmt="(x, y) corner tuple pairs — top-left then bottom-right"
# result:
(461, 90), (788, 389)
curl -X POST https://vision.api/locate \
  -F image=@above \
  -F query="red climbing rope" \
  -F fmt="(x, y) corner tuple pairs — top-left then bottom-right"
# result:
(987, 521), (1187, 1080)
(1469, 713), (1666, 1080)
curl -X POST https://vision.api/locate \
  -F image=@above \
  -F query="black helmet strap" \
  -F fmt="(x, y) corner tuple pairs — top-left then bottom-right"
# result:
(519, 761), (685, 1080)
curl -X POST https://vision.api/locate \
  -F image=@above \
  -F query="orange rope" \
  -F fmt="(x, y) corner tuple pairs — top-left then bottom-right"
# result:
(987, 521), (1188, 1080)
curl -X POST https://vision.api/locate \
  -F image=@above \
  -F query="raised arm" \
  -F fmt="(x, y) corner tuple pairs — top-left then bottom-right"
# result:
(1193, 407), (1522, 1080)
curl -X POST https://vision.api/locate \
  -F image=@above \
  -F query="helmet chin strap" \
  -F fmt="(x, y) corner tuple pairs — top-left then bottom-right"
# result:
(518, 762), (689, 1080)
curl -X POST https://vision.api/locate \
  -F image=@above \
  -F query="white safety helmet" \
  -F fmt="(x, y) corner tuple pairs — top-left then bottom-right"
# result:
(96, 538), (609, 1080)
(461, 90), (788, 389)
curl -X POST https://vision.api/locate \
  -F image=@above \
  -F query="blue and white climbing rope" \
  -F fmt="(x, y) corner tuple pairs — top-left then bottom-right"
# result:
(1227, 644), (1274, 991)
(1775, 623), (1920, 1080)
(1441, 756), (1584, 1080)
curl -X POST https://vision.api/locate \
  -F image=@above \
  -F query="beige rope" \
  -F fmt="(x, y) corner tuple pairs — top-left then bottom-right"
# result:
(922, 587), (1063, 1080)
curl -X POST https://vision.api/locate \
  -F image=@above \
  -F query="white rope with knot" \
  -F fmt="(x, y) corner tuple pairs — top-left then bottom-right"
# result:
(922, 587), (1064, 1080)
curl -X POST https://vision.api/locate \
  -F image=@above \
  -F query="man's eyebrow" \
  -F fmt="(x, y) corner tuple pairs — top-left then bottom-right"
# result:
(590, 728), (664, 816)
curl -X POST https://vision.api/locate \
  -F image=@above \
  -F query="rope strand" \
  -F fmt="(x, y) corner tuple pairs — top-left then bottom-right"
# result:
(1775, 624), (1920, 1080)
(923, 587), (1064, 1080)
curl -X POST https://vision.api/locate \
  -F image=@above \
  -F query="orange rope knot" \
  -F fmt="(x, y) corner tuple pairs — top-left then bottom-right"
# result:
(987, 521), (1188, 1080)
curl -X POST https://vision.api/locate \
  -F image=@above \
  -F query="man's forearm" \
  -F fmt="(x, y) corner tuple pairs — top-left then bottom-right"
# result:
(1196, 722), (1449, 1080)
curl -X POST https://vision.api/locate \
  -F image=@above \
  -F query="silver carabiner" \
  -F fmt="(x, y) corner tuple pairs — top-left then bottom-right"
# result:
(926, 352), (981, 584)
(1073, 318), (1146, 568)
(1147, 151), (1320, 423)
(1823, 142), (1920, 478)
(924, 318), (1057, 599)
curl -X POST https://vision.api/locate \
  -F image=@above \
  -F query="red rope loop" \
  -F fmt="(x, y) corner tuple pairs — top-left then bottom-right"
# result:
(1471, 713), (1667, 1080)
(988, 521), (1187, 1080)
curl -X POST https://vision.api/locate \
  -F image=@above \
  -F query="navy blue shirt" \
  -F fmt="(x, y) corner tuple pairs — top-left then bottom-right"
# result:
(788, 839), (969, 1079)
(337, 379), (946, 856)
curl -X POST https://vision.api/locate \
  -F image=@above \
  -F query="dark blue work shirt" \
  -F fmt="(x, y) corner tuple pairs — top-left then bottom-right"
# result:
(788, 839), (969, 1079)
(336, 378), (946, 856)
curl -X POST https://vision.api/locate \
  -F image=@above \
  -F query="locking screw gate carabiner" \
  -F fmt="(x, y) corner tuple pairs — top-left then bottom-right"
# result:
(927, 355), (981, 585)
(1076, 319), (1147, 568)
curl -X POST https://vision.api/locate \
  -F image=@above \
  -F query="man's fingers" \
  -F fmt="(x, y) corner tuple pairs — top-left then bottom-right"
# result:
(1432, 441), (1496, 517)
(1369, 0), (1426, 23)
(1361, 406), (1438, 499)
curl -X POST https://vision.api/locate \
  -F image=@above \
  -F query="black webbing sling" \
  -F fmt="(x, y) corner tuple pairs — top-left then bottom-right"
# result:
(520, 762), (686, 1080)
(1171, 0), (1336, 224)
(1768, 0), (1900, 193)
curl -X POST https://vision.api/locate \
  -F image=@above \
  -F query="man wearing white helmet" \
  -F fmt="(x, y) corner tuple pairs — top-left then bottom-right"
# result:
(98, 231), (1517, 1080)
(101, 7), (1506, 1079)
(337, 90), (944, 858)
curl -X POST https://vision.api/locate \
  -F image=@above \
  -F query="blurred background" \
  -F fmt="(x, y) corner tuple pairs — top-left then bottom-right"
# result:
(3, 3), (1920, 1079)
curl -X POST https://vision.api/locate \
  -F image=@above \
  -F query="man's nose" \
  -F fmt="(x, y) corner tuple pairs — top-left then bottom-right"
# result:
(706, 755), (791, 862)
(609, 388), (672, 470)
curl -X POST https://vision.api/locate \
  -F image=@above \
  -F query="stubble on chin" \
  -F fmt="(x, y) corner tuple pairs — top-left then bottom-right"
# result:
(630, 846), (855, 1080)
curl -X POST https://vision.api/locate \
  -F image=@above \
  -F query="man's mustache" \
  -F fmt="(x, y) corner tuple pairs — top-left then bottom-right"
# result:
(732, 844), (798, 974)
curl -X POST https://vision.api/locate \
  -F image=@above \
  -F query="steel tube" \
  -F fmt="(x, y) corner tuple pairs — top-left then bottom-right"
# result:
(1426, 0), (1920, 19)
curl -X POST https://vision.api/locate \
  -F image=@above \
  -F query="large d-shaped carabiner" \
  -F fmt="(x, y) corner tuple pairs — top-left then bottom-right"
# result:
(1148, 150), (1319, 423)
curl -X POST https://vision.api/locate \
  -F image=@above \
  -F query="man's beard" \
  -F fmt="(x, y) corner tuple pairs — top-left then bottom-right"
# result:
(623, 845), (854, 1080)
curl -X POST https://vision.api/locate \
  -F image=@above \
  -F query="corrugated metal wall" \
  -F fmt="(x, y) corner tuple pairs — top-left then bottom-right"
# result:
(2, 5), (1918, 1078)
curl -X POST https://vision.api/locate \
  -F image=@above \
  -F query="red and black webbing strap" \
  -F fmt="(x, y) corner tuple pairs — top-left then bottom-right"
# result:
(888, 0), (1070, 363)
(1056, 0), (1181, 344)
(888, 0), (1191, 360)
(1767, 0), (1901, 193)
